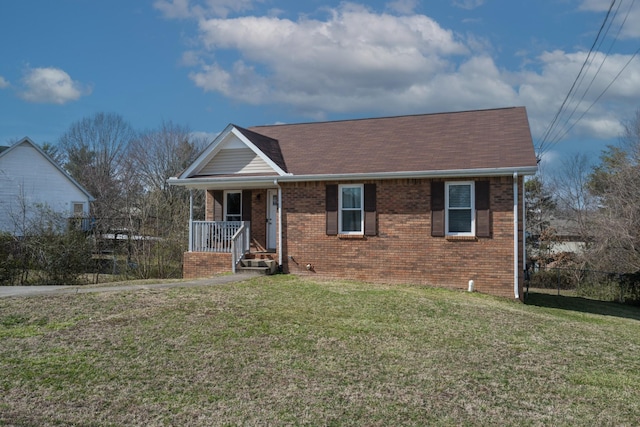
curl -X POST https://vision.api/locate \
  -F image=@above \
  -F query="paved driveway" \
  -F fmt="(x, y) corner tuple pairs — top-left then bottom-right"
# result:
(0, 274), (256, 298)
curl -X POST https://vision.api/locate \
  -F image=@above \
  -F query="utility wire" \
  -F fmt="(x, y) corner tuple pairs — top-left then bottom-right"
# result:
(545, 0), (625, 146)
(537, 0), (617, 155)
(552, 44), (640, 143)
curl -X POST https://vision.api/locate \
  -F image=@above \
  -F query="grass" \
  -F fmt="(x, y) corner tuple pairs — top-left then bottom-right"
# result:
(1, 276), (639, 426)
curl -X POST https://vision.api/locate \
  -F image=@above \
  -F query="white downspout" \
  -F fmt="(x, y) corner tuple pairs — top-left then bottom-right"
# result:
(188, 189), (193, 252)
(513, 172), (519, 299)
(522, 177), (527, 281)
(274, 179), (283, 269)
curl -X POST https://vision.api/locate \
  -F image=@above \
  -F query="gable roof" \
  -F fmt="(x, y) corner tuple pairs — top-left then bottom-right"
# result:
(247, 107), (536, 176)
(172, 107), (537, 187)
(0, 137), (95, 201)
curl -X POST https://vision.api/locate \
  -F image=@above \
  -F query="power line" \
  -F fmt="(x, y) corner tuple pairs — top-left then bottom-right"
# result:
(545, 0), (625, 146)
(537, 0), (620, 155)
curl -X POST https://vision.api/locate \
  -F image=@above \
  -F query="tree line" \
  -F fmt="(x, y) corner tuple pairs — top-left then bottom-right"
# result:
(526, 108), (640, 301)
(1, 113), (207, 285)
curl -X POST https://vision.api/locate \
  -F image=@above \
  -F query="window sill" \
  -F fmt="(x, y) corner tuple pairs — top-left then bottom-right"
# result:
(445, 235), (478, 242)
(338, 234), (366, 240)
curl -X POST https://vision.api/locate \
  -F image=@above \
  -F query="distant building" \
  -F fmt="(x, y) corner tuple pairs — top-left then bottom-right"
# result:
(0, 137), (94, 235)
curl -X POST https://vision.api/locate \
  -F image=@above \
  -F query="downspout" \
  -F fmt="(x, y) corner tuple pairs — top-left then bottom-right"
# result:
(188, 189), (193, 252)
(274, 179), (283, 269)
(522, 177), (527, 283)
(513, 172), (519, 299)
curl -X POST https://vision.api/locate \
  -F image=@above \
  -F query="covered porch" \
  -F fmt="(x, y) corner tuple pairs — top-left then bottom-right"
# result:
(183, 186), (281, 278)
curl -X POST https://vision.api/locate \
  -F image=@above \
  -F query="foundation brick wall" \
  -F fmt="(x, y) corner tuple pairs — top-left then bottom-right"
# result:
(183, 252), (232, 279)
(281, 177), (525, 299)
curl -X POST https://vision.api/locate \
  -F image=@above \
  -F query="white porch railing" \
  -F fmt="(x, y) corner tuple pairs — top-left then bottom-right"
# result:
(190, 221), (250, 254)
(231, 223), (249, 273)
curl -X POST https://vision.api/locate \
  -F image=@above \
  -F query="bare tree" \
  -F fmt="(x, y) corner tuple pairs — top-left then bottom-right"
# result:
(123, 121), (207, 278)
(551, 152), (597, 243)
(59, 112), (135, 230)
(586, 109), (640, 273)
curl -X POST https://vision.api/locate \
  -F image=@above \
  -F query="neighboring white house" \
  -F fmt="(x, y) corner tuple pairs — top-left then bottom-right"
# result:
(0, 137), (94, 235)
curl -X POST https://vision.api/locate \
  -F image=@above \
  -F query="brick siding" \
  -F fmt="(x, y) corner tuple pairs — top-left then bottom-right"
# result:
(280, 177), (524, 299)
(183, 252), (232, 279)
(188, 177), (525, 299)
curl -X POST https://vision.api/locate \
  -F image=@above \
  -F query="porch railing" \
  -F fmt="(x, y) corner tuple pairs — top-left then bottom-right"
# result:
(231, 223), (250, 273)
(190, 221), (250, 254)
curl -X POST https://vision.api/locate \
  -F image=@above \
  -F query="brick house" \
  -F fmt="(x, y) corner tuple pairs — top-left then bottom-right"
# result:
(169, 107), (538, 299)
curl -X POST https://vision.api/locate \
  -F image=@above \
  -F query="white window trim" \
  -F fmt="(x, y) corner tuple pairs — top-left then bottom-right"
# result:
(338, 184), (364, 235)
(224, 190), (242, 222)
(445, 181), (475, 236)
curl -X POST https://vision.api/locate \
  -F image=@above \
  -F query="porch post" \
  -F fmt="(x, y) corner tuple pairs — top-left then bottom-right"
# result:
(188, 189), (193, 252)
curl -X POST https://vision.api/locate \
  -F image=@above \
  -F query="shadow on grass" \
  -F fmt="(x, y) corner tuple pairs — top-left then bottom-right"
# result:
(524, 291), (640, 322)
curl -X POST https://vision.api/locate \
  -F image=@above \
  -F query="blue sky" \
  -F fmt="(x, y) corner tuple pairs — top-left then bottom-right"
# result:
(1, 0), (639, 169)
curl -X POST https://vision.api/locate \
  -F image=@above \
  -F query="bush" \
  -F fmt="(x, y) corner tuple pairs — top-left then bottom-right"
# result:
(28, 229), (93, 285)
(0, 233), (21, 285)
(529, 268), (575, 290)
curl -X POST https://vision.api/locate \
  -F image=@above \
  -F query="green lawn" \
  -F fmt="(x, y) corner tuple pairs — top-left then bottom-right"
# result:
(1, 275), (639, 426)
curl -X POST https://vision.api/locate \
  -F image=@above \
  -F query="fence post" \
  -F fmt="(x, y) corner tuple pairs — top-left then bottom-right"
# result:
(557, 268), (561, 296)
(618, 273), (623, 303)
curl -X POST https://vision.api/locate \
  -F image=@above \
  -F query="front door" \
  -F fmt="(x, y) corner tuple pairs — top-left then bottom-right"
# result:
(266, 189), (278, 250)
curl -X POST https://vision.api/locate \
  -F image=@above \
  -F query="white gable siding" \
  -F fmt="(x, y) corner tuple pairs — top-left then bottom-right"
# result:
(199, 148), (275, 175)
(0, 142), (90, 234)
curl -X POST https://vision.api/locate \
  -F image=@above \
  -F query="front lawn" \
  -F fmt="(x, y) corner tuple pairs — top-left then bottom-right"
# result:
(1, 275), (639, 426)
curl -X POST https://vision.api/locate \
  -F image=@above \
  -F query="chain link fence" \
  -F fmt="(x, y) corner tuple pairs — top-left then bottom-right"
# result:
(526, 266), (640, 304)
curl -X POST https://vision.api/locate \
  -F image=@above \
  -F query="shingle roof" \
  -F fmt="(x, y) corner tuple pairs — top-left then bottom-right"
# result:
(234, 125), (288, 173)
(246, 107), (537, 176)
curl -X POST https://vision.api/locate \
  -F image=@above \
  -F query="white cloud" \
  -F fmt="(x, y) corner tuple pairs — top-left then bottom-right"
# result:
(0, 76), (9, 89)
(20, 67), (90, 104)
(517, 50), (639, 141)
(580, 0), (640, 39)
(190, 5), (468, 115)
(154, 0), (256, 19)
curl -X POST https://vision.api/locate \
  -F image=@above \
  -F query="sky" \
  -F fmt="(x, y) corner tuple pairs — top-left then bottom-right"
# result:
(1, 0), (639, 170)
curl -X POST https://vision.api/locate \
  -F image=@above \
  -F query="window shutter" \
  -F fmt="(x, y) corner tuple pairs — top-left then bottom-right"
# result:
(242, 190), (252, 222)
(364, 183), (376, 236)
(326, 184), (338, 235)
(475, 180), (491, 237)
(431, 181), (445, 237)
(213, 191), (224, 221)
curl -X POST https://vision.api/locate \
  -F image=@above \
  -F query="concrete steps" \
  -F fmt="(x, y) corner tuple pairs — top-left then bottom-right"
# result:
(237, 258), (277, 275)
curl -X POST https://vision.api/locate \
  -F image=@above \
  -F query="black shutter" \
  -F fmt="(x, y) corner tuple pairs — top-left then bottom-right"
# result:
(242, 190), (252, 222)
(475, 181), (491, 237)
(326, 184), (338, 235)
(364, 183), (376, 236)
(431, 181), (445, 237)
(213, 191), (224, 221)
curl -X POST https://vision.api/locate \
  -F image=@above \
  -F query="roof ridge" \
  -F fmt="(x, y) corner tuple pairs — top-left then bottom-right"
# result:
(248, 106), (524, 129)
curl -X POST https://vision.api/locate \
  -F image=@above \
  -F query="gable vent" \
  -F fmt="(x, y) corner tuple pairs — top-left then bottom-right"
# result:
(199, 148), (274, 175)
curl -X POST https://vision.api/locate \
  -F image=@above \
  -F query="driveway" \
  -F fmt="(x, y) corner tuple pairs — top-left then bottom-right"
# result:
(0, 273), (256, 298)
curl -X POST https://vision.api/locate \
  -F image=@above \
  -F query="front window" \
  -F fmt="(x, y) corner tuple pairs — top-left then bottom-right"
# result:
(446, 182), (474, 235)
(225, 191), (242, 221)
(339, 184), (363, 234)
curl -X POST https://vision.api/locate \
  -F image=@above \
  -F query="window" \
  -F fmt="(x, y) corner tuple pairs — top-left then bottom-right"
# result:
(339, 184), (363, 234)
(224, 191), (242, 221)
(446, 182), (475, 235)
(72, 203), (84, 216)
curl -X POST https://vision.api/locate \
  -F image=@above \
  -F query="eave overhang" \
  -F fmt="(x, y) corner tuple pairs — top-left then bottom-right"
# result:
(168, 165), (538, 190)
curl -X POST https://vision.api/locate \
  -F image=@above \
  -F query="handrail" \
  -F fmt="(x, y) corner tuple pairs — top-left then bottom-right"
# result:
(231, 222), (248, 273)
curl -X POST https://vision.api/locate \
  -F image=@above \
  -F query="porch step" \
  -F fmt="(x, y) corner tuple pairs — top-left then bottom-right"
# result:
(237, 258), (277, 275)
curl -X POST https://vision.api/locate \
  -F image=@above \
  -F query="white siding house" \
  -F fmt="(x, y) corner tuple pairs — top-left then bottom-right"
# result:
(0, 137), (94, 235)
